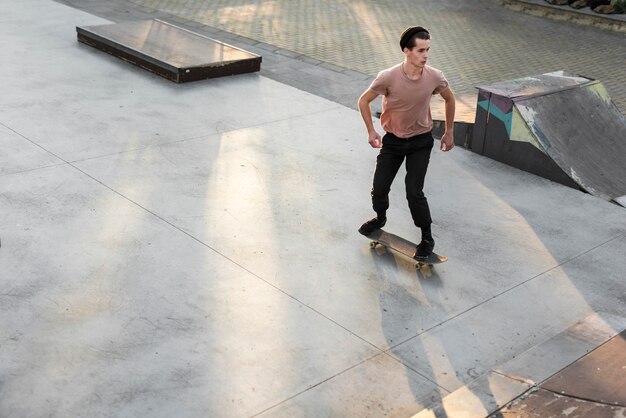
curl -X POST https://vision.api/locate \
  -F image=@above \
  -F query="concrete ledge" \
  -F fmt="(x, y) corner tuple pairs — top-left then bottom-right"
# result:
(499, 0), (626, 33)
(77, 19), (261, 83)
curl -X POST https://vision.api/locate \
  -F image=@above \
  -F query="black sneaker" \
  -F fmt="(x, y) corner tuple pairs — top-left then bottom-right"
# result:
(358, 216), (386, 236)
(414, 238), (435, 260)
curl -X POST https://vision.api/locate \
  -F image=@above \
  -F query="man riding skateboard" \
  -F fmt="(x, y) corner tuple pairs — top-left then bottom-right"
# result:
(358, 26), (456, 260)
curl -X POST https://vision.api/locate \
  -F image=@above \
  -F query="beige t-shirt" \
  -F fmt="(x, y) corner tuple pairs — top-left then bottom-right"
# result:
(369, 64), (449, 138)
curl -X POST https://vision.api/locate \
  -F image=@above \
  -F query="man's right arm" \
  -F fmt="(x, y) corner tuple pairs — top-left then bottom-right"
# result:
(358, 90), (382, 148)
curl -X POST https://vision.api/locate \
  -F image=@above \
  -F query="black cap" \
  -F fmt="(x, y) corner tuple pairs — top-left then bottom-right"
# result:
(399, 26), (429, 50)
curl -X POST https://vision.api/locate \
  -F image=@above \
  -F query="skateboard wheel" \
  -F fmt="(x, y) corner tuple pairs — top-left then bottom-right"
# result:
(370, 241), (378, 248)
(415, 264), (421, 270)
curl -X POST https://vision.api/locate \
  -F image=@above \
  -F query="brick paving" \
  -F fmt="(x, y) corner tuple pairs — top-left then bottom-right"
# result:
(56, 0), (626, 117)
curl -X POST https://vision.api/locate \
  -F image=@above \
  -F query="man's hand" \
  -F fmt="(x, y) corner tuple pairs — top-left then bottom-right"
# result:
(440, 131), (454, 152)
(358, 90), (382, 149)
(368, 130), (382, 148)
(439, 87), (456, 152)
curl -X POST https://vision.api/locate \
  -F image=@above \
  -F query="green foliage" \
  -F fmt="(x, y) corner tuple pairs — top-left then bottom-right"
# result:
(612, 0), (626, 13)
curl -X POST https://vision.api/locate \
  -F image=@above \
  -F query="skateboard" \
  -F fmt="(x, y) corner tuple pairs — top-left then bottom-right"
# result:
(365, 229), (447, 270)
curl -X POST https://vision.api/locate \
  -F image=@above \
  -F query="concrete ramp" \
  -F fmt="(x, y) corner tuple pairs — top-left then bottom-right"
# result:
(472, 72), (626, 206)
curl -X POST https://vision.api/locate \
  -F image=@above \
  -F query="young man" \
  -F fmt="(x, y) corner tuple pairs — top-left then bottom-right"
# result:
(358, 26), (456, 260)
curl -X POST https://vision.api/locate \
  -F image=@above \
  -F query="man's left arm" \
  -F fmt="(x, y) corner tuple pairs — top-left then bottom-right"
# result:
(439, 87), (456, 152)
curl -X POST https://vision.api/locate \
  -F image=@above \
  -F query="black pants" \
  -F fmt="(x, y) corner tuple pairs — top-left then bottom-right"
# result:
(371, 131), (434, 228)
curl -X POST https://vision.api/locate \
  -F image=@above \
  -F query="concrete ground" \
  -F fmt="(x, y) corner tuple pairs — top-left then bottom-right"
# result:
(1, 1), (625, 417)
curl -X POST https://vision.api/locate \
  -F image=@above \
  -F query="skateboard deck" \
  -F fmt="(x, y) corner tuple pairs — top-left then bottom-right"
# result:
(365, 229), (447, 269)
